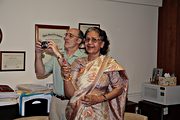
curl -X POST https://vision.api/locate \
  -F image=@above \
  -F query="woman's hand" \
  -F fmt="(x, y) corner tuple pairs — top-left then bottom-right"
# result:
(81, 94), (105, 106)
(70, 100), (81, 110)
(61, 59), (71, 79)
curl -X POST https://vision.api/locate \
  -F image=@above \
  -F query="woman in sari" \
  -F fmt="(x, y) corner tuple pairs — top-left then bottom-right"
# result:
(61, 27), (128, 120)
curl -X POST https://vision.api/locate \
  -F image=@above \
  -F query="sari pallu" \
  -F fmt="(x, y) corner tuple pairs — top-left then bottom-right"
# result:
(65, 55), (128, 120)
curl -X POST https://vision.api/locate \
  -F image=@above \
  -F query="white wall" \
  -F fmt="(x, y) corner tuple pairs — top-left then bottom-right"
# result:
(0, 0), (161, 102)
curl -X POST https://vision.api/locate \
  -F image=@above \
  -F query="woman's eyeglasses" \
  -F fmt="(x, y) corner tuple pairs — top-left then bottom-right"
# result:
(64, 33), (79, 38)
(85, 37), (101, 43)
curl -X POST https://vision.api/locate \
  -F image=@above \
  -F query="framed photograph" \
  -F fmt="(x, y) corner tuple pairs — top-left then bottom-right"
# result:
(78, 23), (100, 49)
(35, 24), (70, 63)
(152, 68), (163, 80)
(78, 23), (100, 34)
(0, 28), (2, 44)
(0, 51), (26, 71)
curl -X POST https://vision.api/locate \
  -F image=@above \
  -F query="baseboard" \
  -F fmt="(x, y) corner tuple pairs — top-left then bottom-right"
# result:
(128, 92), (142, 103)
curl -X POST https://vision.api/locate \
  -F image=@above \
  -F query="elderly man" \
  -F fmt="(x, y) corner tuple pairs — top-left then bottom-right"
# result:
(35, 28), (87, 120)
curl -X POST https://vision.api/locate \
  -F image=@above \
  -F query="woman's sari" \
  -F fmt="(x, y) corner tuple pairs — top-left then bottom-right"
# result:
(65, 55), (128, 120)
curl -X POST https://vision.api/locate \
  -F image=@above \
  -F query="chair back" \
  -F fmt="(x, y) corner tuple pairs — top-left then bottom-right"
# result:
(124, 112), (148, 120)
(14, 116), (48, 120)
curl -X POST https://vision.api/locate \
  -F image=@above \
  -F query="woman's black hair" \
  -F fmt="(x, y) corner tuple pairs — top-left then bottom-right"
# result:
(78, 29), (85, 49)
(78, 30), (84, 39)
(84, 27), (110, 55)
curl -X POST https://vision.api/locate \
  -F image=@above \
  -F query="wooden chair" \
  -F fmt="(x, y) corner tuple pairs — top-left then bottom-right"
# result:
(14, 116), (49, 120)
(124, 112), (148, 120)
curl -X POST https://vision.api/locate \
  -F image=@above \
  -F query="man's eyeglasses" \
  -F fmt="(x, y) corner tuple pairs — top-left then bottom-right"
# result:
(85, 37), (101, 43)
(64, 33), (79, 38)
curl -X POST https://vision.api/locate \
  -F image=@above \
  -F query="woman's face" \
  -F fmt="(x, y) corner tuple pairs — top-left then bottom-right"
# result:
(85, 31), (104, 55)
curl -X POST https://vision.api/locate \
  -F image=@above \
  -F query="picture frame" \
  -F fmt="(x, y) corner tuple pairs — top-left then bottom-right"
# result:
(78, 23), (100, 34)
(152, 68), (163, 80)
(0, 28), (2, 44)
(78, 23), (100, 49)
(35, 24), (70, 63)
(0, 51), (26, 71)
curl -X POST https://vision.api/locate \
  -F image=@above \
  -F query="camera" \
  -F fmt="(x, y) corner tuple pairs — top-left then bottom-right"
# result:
(41, 41), (49, 49)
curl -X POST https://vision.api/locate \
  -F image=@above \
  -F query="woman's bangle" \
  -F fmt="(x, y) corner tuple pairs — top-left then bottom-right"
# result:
(102, 94), (108, 101)
(64, 79), (71, 82)
(64, 74), (72, 82)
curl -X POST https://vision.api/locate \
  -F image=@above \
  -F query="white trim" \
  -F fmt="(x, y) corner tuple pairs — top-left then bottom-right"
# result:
(105, 0), (163, 7)
(128, 92), (142, 103)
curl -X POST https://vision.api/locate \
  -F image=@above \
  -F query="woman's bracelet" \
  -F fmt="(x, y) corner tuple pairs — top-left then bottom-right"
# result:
(63, 74), (72, 82)
(102, 94), (108, 101)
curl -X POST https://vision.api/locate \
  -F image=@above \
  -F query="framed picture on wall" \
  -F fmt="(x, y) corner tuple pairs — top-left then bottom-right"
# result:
(78, 23), (100, 34)
(78, 23), (100, 49)
(35, 24), (70, 63)
(0, 51), (26, 71)
(0, 28), (2, 44)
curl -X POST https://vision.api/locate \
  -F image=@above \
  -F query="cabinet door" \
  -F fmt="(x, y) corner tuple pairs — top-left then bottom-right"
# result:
(0, 104), (19, 120)
(158, 0), (180, 84)
(138, 100), (180, 120)
(125, 101), (138, 113)
(139, 101), (163, 120)
(139, 100), (173, 120)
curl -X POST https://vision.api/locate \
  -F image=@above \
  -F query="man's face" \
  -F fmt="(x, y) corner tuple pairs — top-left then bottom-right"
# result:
(64, 29), (81, 49)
